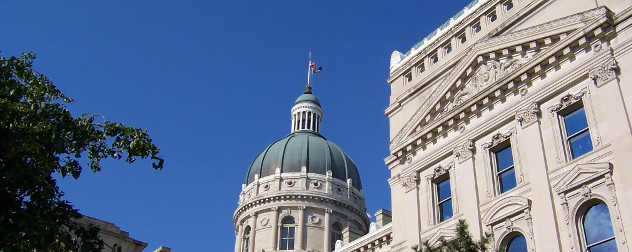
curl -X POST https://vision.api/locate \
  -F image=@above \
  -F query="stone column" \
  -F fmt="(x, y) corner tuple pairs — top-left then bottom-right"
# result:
(324, 209), (332, 251)
(234, 223), (242, 252)
(271, 207), (279, 250)
(248, 213), (257, 252)
(297, 205), (305, 250)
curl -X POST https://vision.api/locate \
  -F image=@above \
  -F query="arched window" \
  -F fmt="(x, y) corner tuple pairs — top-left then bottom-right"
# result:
(502, 233), (527, 252)
(280, 217), (296, 250)
(330, 223), (343, 251)
(581, 202), (617, 251)
(241, 226), (251, 252)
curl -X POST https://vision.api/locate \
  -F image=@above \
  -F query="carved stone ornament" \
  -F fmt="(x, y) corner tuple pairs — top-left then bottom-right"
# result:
(437, 54), (534, 119)
(260, 217), (270, 227)
(311, 180), (322, 189)
(589, 57), (618, 87)
(483, 130), (514, 150)
(515, 103), (539, 128)
(262, 183), (270, 191)
(388, 8), (608, 149)
(401, 172), (419, 190)
(285, 180), (296, 187)
(308, 215), (321, 225)
(453, 139), (474, 162)
(429, 162), (454, 180)
(549, 90), (586, 113)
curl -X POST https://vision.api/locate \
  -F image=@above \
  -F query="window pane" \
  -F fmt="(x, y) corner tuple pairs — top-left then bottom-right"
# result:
(281, 227), (288, 237)
(506, 235), (527, 252)
(564, 107), (589, 136)
(281, 241), (288, 250)
(495, 146), (514, 171)
(437, 179), (451, 201)
(439, 199), (453, 221)
(288, 227), (295, 238)
(570, 130), (593, 159)
(584, 204), (615, 246)
(589, 239), (617, 252)
(499, 168), (516, 193)
(287, 240), (294, 250)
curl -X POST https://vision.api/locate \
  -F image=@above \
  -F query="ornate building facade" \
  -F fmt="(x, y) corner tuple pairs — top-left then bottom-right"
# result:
(233, 86), (370, 252)
(337, 0), (632, 251)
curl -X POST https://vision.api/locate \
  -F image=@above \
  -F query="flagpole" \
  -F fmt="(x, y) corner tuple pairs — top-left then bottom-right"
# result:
(307, 52), (312, 88)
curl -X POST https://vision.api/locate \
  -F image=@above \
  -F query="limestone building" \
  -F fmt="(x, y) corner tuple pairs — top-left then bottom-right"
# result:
(233, 86), (370, 252)
(337, 0), (632, 251)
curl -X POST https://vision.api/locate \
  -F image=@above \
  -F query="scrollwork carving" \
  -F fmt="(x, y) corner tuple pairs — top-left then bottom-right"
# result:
(515, 103), (539, 128)
(589, 57), (618, 87)
(453, 139), (474, 163)
(401, 172), (419, 190)
(482, 130), (514, 150)
(549, 90), (586, 113)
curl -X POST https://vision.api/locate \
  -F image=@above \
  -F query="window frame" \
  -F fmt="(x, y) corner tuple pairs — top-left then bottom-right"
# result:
(482, 129), (522, 198)
(280, 217), (296, 250)
(330, 223), (343, 251)
(434, 175), (453, 223)
(425, 162), (458, 225)
(492, 143), (517, 194)
(578, 201), (617, 251)
(500, 232), (528, 252)
(560, 104), (592, 159)
(242, 226), (251, 252)
(548, 89), (600, 163)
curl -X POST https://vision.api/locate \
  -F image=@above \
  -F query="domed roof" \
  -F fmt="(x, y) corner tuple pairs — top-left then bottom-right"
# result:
(295, 93), (320, 105)
(245, 132), (362, 190)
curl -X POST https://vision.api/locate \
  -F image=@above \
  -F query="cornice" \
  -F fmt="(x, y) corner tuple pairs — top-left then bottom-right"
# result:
(233, 193), (369, 228)
(390, 41), (616, 177)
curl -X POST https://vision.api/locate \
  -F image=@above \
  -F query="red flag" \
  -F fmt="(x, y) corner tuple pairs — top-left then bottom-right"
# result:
(309, 61), (316, 69)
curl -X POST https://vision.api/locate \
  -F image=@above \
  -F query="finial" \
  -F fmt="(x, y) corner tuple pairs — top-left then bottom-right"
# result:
(304, 85), (312, 94)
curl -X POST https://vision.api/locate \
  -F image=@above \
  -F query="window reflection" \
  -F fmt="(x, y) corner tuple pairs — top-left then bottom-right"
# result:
(505, 234), (527, 252)
(582, 203), (617, 252)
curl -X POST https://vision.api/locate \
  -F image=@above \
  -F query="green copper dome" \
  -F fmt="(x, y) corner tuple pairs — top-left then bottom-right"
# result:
(295, 94), (320, 105)
(245, 132), (362, 190)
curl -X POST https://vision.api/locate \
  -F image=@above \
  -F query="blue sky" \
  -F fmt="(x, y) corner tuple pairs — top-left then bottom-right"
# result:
(2, 1), (473, 250)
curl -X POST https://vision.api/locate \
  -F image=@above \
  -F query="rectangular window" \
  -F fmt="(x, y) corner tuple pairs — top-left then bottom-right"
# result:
(505, 0), (514, 11)
(436, 177), (453, 222)
(472, 22), (482, 34)
(418, 63), (425, 74)
(405, 72), (412, 83)
(458, 33), (467, 45)
(562, 106), (593, 159)
(494, 145), (516, 193)
(489, 11), (498, 23)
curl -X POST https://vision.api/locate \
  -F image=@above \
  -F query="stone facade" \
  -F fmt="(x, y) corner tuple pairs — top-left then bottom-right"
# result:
(76, 216), (148, 252)
(338, 0), (632, 251)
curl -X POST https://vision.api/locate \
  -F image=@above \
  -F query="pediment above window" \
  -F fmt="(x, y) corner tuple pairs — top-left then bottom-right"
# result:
(554, 162), (612, 194)
(483, 196), (530, 226)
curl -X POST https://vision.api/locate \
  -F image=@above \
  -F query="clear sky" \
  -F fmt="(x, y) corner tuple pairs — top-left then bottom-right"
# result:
(2, 1), (473, 251)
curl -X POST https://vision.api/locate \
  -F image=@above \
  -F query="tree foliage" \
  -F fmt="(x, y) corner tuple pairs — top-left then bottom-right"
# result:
(0, 53), (164, 251)
(412, 219), (492, 252)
